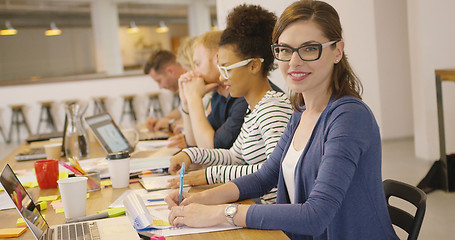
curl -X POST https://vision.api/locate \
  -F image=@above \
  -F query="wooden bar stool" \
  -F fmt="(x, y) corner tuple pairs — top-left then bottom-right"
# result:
(8, 104), (31, 143)
(146, 93), (163, 118)
(36, 101), (57, 134)
(119, 95), (137, 125)
(93, 97), (108, 115)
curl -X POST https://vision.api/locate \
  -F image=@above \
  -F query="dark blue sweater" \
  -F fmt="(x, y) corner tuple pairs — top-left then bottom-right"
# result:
(232, 96), (398, 240)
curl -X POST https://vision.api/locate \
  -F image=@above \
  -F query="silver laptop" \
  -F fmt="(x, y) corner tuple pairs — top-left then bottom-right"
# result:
(84, 113), (134, 154)
(0, 164), (139, 240)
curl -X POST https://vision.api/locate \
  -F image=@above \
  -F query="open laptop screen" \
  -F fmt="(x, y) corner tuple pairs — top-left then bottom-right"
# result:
(84, 113), (133, 154)
(0, 164), (49, 239)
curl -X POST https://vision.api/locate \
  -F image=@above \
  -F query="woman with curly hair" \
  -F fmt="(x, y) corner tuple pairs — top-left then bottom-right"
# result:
(165, 1), (398, 239)
(168, 4), (292, 204)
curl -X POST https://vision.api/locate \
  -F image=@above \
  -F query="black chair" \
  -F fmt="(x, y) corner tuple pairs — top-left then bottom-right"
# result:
(383, 179), (427, 240)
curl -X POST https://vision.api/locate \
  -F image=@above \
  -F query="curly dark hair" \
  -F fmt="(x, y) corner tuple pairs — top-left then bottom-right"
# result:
(220, 4), (277, 76)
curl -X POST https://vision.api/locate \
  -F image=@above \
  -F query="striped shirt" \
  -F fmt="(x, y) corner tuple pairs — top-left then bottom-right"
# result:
(183, 91), (293, 204)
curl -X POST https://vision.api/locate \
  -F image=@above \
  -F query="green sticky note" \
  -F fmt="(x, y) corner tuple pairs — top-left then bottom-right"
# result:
(37, 201), (47, 211)
(55, 208), (64, 214)
(153, 219), (170, 226)
(37, 195), (59, 202)
(16, 218), (26, 227)
(99, 207), (126, 217)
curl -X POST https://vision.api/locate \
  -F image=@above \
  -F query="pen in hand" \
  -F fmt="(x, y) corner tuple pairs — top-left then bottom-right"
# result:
(178, 162), (185, 205)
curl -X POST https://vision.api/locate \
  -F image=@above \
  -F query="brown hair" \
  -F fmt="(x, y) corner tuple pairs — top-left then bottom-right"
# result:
(272, 0), (362, 111)
(220, 4), (277, 77)
(143, 50), (176, 75)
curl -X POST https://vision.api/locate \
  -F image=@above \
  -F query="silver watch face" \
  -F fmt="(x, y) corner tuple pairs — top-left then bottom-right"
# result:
(226, 206), (236, 215)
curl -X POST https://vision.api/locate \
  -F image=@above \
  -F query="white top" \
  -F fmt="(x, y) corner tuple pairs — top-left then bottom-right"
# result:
(282, 133), (304, 204)
(183, 90), (293, 203)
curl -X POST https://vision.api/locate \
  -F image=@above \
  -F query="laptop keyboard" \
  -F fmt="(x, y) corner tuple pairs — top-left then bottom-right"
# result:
(52, 222), (100, 240)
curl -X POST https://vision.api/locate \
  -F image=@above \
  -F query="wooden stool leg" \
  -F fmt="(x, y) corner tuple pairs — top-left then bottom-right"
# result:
(128, 99), (137, 122)
(45, 106), (56, 132)
(36, 106), (45, 134)
(8, 109), (17, 143)
(120, 99), (127, 124)
(0, 124), (8, 143)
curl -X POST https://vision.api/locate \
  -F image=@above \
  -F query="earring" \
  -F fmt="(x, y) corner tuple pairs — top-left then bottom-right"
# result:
(335, 59), (339, 63)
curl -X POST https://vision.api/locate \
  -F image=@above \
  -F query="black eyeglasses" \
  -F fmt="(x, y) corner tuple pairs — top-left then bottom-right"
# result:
(271, 41), (337, 62)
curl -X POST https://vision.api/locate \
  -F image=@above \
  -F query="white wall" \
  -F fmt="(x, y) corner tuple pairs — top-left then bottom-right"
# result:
(0, 27), (96, 81)
(408, 0), (455, 161)
(216, 0), (415, 142)
(374, 0), (413, 139)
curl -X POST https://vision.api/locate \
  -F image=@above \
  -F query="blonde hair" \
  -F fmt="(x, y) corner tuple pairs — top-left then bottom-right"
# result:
(176, 36), (198, 71)
(193, 30), (222, 52)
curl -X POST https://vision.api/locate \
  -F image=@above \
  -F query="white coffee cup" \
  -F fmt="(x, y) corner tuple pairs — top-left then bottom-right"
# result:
(44, 143), (62, 160)
(107, 152), (130, 188)
(57, 177), (88, 219)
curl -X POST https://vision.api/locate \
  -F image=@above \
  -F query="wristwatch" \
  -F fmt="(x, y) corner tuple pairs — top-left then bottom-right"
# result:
(225, 204), (239, 226)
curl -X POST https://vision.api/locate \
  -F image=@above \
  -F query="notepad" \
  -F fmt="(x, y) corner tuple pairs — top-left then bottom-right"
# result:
(139, 175), (178, 191)
(0, 227), (27, 238)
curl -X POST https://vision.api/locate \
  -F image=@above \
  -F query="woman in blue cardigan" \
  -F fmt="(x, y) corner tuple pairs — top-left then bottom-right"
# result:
(165, 1), (398, 239)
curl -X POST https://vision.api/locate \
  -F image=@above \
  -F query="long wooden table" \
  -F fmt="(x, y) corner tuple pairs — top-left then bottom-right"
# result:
(0, 140), (289, 239)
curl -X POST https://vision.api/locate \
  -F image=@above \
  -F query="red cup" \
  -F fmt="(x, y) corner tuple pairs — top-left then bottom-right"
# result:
(34, 159), (59, 189)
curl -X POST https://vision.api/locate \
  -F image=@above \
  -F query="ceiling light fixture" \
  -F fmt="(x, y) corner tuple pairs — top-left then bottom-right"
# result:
(127, 21), (139, 34)
(156, 21), (169, 33)
(45, 22), (62, 36)
(1, 21), (17, 36)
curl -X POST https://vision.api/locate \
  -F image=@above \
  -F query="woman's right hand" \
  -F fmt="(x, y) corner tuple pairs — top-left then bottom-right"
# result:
(169, 151), (191, 174)
(164, 189), (206, 209)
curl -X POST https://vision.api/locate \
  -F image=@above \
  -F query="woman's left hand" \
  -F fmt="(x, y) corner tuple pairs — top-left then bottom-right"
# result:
(167, 169), (207, 188)
(167, 133), (187, 149)
(169, 203), (225, 227)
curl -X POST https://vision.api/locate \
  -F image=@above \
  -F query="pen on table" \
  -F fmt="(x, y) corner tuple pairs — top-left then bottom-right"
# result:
(147, 198), (165, 202)
(65, 212), (109, 223)
(178, 162), (185, 205)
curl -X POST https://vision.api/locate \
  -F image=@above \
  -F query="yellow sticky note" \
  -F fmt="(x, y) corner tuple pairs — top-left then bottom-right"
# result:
(16, 218), (26, 227)
(153, 219), (170, 226)
(98, 207), (126, 217)
(86, 193), (90, 199)
(37, 195), (59, 202)
(22, 181), (38, 188)
(100, 179), (112, 187)
(0, 227), (27, 238)
(38, 201), (47, 211)
(59, 171), (69, 179)
(55, 208), (65, 214)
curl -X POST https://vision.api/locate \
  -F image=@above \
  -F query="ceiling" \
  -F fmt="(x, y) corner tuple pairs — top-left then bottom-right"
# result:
(0, 0), (216, 28)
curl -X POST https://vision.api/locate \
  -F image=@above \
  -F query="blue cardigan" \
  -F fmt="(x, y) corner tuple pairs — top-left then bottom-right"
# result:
(232, 96), (398, 240)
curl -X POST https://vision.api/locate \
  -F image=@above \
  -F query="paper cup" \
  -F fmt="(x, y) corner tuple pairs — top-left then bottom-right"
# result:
(58, 177), (87, 219)
(107, 158), (130, 188)
(44, 143), (62, 160)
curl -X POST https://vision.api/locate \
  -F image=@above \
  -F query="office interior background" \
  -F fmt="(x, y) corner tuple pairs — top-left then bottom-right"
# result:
(0, 0), (454, 239)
